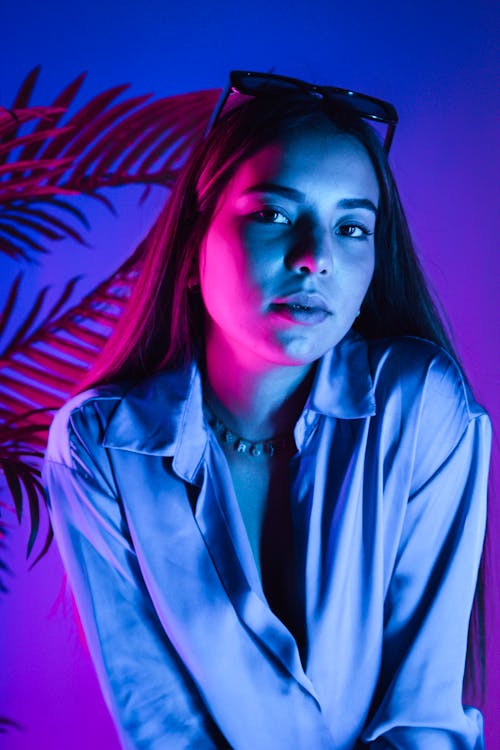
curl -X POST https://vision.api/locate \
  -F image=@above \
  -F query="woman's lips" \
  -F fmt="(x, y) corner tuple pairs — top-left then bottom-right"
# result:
(269, 291), (332, 325)
(270, 304), (330, 324)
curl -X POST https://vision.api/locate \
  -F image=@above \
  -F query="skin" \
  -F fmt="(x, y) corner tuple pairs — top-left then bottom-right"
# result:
(198, 121), (380, 440)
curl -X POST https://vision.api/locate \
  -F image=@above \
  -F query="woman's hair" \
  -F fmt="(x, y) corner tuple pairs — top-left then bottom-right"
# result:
(80, 92), (459, 388)
(76, 91), (485, 703)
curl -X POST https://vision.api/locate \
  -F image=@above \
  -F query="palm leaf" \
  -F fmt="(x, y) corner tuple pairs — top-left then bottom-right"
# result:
(15, 71), (87, 164)
(0, 71), (218, 588)
(0, 245), (142, 584)
(0, 126), (74, 157)
(9, 64), (42, 118)
(0, 106), (67, 140)
(0, 717), (23, 733)
(0, 68), (219, 260)
(0, 411), (49, 581)
(39, 83), (133, 161)
(0, 492), (17, 594)
(1, 206), (88, 246)
(0, 240), (142, 421)
(0, 69), (213, 728)
(0, 227), (149, 453)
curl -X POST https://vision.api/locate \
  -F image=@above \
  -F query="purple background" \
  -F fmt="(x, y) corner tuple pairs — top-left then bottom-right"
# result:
(1, 0), (498, 747)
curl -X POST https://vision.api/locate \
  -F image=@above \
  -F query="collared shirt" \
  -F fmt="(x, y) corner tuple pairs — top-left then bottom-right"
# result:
(43, 332), (491, 750)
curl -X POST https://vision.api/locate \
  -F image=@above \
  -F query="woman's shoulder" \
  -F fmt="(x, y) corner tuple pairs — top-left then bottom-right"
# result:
(45, 382), (131, 466)
(361, 336), (491, 492)
(363, 336), (490, 480)
(366, 335), (486, 421)
(367, 333), (460, 374)
(45, 363), (196, 466)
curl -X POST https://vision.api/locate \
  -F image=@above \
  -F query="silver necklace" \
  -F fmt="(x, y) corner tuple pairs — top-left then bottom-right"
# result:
(204, 403), (295, 457)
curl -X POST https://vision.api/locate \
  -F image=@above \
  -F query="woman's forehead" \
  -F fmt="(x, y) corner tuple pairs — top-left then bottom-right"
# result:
(225, 128), (380, 205)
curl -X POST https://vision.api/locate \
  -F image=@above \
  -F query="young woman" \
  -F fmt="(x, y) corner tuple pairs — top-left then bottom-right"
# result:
(43, 72), (491, 749)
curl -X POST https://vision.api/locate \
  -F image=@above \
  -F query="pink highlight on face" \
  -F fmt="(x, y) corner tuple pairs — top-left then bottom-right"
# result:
(198, 126), (380, 374)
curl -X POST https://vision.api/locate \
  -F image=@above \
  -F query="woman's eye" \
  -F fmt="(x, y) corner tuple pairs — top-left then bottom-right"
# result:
(251, 209), (290, 225)
(337, 223), (372, 238)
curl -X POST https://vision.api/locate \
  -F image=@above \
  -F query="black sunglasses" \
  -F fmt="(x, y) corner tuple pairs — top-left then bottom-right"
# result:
(205, 70), (398, 153)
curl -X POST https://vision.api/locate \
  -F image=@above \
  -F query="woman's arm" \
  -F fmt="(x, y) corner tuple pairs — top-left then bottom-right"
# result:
(361, 350), (491, 749)
(43, 396), (229, 750)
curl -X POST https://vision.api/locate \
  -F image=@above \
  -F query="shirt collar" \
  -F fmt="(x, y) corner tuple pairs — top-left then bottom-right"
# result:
(102, 330), (375, 465)
(307, 329), (376, 419)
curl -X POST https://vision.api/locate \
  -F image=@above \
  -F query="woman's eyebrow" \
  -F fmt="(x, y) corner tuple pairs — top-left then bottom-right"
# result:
(242, 182), (305, 201)
(337, 198), (377, 214)
(241, 184), (377, 214)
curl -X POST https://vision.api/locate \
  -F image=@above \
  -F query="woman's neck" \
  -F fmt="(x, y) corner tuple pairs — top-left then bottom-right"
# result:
(203, 333), (315, 440)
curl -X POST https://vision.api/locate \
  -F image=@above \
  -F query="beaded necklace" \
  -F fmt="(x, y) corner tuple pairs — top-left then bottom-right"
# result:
(204, 403), (295, 457)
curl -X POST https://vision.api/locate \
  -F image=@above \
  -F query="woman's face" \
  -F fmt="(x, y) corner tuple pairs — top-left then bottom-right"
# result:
(198, 124), (380, 369)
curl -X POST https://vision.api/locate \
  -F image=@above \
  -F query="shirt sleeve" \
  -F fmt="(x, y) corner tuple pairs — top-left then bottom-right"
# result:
(43, 397), (229, 750)
(360, 350), (491, 749)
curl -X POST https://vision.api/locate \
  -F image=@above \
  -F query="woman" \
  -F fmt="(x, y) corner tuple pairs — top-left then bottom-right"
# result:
(43, 72), (491, 749)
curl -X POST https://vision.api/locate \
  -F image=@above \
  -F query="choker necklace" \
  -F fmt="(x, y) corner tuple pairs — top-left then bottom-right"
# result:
(204, 403), (295, 457)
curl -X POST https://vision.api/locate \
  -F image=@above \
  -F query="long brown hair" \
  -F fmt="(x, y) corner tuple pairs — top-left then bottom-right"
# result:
(79, 93), (458, 388)
(77, 92), (485, 703)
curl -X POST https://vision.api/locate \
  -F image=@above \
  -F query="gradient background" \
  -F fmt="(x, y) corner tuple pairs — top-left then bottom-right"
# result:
(1, 0), (498, 747)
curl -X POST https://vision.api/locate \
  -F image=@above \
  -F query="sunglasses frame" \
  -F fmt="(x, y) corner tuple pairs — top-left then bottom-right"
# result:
(205, 70), (398, 152)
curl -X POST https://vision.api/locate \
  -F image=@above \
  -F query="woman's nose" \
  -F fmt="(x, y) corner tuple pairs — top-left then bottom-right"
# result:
(285, 228), (333, 276)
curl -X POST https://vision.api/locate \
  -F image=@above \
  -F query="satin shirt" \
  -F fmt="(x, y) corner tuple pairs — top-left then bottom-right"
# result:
(43, 332), (491, 749)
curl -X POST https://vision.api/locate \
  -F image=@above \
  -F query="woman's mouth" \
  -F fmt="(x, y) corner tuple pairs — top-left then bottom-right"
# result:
(269, 302), (331, 325)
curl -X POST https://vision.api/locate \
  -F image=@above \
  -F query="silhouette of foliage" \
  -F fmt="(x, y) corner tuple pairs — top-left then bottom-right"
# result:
(0, 68), (219, 588)
(0, 66), (218, 260)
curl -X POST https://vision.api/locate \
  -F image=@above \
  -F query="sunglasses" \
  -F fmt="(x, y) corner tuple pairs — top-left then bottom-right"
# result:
(205, 70), (398, 153)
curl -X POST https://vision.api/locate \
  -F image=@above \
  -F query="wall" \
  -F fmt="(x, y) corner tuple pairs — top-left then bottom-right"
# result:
(1, 0), (498, 747)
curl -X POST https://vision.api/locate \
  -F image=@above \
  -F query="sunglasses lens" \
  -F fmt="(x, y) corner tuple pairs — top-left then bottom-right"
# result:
(211, 72), (397, 151)
(234, 74), (300, 96)
(322, 90), (394, 123)
(234, 76), (394, 124)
